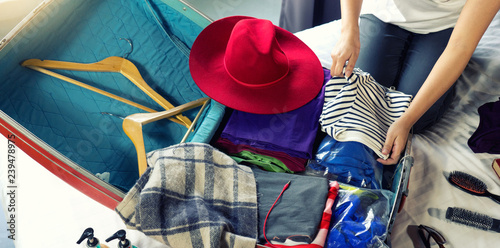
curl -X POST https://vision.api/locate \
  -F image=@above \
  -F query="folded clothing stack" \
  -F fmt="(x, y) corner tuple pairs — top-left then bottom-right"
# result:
(214, 68), (331, 173)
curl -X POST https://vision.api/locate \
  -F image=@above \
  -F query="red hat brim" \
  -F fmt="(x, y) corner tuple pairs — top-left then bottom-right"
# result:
(189, 16), (324, 114)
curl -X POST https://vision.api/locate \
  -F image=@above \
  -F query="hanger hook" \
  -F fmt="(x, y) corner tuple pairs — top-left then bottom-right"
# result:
(119, 38), (133, 59)
(101, 112), (125, 119)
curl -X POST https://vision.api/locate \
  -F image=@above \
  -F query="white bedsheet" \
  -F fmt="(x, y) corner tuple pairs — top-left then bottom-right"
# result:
(296, 11), (500, 248)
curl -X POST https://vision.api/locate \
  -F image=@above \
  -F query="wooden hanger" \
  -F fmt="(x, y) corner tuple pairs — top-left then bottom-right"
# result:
(123, 97), (210, 175)
(21, 57), (192, 128)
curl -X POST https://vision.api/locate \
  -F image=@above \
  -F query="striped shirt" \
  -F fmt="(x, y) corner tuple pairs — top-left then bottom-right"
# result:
(319, 69), (413, 159)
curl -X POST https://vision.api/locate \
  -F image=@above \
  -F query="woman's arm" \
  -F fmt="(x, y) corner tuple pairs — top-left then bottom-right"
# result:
(378, 0), (500, 165)
(330, 0), (363, 77)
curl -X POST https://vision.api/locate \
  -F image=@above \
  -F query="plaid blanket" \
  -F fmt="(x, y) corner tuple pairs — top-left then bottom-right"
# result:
(115, 143), (258, 248)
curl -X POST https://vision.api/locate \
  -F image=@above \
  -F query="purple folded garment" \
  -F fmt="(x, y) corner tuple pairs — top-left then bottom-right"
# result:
(214, 137), (308, 172)
(219, 68), (330, 159)
(468, 98), (500, 154)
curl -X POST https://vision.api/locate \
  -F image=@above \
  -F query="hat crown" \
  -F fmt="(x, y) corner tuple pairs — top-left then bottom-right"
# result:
(224, 19), (289, 87)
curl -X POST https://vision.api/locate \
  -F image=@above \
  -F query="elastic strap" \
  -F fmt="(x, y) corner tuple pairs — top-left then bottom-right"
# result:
(263, 181), (291, 247)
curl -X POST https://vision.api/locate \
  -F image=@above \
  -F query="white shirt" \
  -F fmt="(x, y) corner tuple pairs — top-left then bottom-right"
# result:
(361, 0), (467, 34)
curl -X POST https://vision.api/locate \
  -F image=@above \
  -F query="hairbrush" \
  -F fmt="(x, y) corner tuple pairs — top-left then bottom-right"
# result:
(447, 171), (500, 204)
(446, 207), (500, 233)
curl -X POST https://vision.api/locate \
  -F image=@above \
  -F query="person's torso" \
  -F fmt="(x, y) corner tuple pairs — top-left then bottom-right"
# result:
(362, 0), (467, 34)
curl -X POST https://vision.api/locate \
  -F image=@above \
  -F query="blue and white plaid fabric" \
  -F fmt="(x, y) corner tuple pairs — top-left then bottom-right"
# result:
(116, 142), (258, 248)
(320, 69), (413, 159)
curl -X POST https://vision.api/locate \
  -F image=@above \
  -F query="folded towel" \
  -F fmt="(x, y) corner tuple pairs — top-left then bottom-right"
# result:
(115, 143), (258, 248)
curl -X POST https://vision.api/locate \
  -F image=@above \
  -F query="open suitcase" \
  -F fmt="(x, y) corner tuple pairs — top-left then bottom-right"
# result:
(0, 0), (413, 246)
(0, 0), (226, 209)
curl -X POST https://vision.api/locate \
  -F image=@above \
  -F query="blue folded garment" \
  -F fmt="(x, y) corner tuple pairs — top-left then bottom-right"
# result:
(326, 185), (393, 248)
(307, 135), (383, 189)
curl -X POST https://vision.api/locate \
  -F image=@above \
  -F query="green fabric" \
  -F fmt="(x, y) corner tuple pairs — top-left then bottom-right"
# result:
(230, 150), (294, 173)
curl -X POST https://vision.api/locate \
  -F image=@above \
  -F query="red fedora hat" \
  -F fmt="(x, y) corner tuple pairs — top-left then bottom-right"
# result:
(189, 16), (324, 114)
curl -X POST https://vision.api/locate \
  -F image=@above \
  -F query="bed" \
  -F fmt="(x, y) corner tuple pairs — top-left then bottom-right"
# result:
(295, 9), (500, 248)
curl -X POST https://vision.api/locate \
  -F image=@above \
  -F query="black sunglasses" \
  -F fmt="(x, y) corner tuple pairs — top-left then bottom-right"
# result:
(417, 224), (446, 248)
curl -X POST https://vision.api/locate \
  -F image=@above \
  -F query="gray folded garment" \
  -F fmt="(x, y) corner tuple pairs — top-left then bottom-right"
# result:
(252, 167), (329, 244)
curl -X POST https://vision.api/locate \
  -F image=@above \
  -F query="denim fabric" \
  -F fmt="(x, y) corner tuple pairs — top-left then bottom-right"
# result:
(355, 14), (456, 133)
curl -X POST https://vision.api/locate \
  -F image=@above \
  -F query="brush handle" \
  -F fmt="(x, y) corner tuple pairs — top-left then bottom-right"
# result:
(486, 191), (500, 204)
(492, 219), (500, 233)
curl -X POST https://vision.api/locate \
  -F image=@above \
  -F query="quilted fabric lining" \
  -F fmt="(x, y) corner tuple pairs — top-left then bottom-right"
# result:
(0, 0), (219, 191)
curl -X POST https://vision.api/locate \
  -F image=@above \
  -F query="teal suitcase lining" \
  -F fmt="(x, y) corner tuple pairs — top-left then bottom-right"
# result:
(0, 0), (223, 191)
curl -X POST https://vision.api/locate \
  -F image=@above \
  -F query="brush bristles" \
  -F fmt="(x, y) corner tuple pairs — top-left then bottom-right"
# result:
(446, 207), (493, 231)
(449, 171), (487, 194)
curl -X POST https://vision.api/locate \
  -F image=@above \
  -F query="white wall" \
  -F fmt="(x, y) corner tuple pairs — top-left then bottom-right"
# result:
(0, 0), (44, 39)
(0, 0), (284, 40)
(184, 0), (282, 25)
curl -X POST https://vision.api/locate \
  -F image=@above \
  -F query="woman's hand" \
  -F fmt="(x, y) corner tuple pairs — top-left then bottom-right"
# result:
(330, 30), (360, 78)
(374, 0), (500, 166)
(377, 118), (412, 165)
